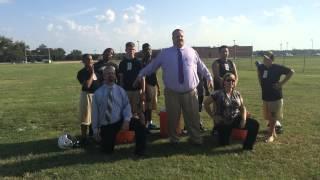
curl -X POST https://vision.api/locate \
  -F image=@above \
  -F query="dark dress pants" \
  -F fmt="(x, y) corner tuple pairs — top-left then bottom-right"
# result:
(216, 116), (260, 149)
(100, 117), (147, 154)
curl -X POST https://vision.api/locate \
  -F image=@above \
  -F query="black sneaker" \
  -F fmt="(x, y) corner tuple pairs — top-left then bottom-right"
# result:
(211, 127), (218, 136)
(275, 125), (283, 134)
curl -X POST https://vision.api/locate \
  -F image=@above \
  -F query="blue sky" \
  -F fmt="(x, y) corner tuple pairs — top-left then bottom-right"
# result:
(0, 0), (319, 53)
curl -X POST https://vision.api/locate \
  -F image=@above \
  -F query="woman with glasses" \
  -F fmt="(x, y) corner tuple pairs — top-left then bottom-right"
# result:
(204, 73), (260, 150)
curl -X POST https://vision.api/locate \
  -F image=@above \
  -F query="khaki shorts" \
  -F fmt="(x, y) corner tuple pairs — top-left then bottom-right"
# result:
(263, 99), (283, 120)
(145, 84), (158, 110)
(126, 90), (143, 114)
(79, 91), (93, 125)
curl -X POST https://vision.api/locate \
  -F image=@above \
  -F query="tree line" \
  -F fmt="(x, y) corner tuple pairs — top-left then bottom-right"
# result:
(0, 35), (86, 63)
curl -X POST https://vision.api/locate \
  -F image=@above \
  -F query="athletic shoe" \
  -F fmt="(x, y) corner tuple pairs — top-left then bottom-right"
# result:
(147, 123), (158, 130)
(275, 125), (283, 134)
(200, 121), (205, 132)
(265, 135), (275, 143)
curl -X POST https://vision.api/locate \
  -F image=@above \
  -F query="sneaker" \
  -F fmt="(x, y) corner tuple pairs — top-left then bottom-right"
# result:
(147, 123), (158, 130)
(200, 121), (205, 132)
(275, 125), (283, 134)
(211, 127), (218, 136)
(265, 135), (275, 143)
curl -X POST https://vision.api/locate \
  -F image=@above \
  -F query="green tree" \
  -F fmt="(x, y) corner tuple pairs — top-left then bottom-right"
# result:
(0, 36), (28, 63)
(65, 49), (82, 60)
(51, 48), (66, 61)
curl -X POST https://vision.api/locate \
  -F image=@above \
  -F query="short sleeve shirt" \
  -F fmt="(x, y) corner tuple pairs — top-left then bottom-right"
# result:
(77, 67), (99, 93)
(257, 64), (291, 101)
(142, 60), (158, 86)
(119, 57), (143, 91)
(94, 60), (119, 85)
(211, 89), (242, 124)
(212, 59), (235, 90)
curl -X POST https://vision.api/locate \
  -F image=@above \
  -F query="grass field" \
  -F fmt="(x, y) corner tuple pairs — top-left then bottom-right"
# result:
(0, 56), (319, 179)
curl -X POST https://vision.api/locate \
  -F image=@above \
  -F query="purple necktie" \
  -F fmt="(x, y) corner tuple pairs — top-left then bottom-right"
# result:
(177, 48), (184, 84)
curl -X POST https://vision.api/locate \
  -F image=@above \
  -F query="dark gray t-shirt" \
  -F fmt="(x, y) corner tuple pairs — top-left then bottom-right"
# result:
(257, 64), (291, 101)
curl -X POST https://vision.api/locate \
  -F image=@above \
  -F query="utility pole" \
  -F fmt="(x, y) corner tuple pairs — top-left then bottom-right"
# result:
(24, 47), (28, 63)
(137, 40), (140, 51)
(48, 48), (51, 61)
(311, 38), (314, 56)
(233, 40), (236, 61)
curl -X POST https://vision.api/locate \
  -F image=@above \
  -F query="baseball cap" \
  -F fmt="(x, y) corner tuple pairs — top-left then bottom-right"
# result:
(263, 51), (274, 61)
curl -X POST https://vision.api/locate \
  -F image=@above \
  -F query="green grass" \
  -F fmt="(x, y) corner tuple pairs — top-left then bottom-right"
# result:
(0, 57), (319, 179)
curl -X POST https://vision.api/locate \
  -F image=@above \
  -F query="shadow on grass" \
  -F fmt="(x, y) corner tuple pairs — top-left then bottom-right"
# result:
(0, 138), (60, 159)
(0, 133), (249, 177)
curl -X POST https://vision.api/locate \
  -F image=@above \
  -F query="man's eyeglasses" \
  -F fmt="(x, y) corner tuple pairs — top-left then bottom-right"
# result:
(226, 79), (235, 82)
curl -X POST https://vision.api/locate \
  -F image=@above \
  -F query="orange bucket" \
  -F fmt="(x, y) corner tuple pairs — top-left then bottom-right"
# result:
(159, 111), (182, 138)
(116, 130), (135, 144)
(231, 128), (248, 141)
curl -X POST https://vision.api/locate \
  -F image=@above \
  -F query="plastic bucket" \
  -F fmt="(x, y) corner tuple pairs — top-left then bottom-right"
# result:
(159, 110), (182, 138)
(116, 130), (135, 144)
(231, 128), (248, 141)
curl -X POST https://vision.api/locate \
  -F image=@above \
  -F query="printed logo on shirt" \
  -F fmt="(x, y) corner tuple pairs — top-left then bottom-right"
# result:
(262, 70), (268, 79)
(224, 63), (230, 71)
(127, 62), (132, 71)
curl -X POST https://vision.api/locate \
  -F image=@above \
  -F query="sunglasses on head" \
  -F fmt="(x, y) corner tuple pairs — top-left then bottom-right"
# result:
(226, 79), (235, 82)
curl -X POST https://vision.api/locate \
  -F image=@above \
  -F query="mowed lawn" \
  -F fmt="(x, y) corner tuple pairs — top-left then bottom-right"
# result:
(0, 56), (319, 179)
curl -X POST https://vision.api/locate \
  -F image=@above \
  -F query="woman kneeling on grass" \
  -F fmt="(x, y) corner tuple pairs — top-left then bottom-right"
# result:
(204, 73), (260, 150)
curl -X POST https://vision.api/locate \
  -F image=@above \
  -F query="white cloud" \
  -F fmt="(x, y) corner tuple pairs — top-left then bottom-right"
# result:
(65, 19), (101, 34)
(263, 5), (295, 24)
(62, 8), (97, 18)
(47, 23), (63, 32)
(125, 4), (145, 14)
(122, 4), (145, 24)
(276, 6), (295, 23)
(95, 9), (115, 23)
(47, 24), (54, 31)
(123, 13), (129, 20)
(0, 0), (13, 4)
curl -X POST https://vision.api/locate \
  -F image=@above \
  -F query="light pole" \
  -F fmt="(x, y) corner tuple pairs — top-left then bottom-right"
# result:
(24, 47), (28, 63)
(48, 48), (51, 61)
(233, 40), (236, 61)
(137, 40), (140, 51)
(311, 38), (314, 49)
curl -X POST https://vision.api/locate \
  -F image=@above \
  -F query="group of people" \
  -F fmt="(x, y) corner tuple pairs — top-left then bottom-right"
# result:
(77, 28), (294, 156)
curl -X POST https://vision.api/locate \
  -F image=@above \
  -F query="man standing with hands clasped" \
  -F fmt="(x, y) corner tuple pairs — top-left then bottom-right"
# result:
(134, 29), (213, 145)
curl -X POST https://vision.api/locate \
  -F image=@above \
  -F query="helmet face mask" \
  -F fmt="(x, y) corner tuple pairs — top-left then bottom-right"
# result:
(58, 134), (74, 149)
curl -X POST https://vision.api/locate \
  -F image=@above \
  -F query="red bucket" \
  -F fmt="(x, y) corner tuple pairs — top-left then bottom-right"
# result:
(231, 128), (248, 141)
(116, 130), (135, 144)
(159, 111), (182, 138)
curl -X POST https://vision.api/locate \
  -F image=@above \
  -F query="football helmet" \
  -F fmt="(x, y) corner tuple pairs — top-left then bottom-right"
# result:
(58, 134), (76, 149)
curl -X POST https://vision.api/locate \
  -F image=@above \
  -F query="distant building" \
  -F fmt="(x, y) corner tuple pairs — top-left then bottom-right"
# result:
(193, 46), (253, 59)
